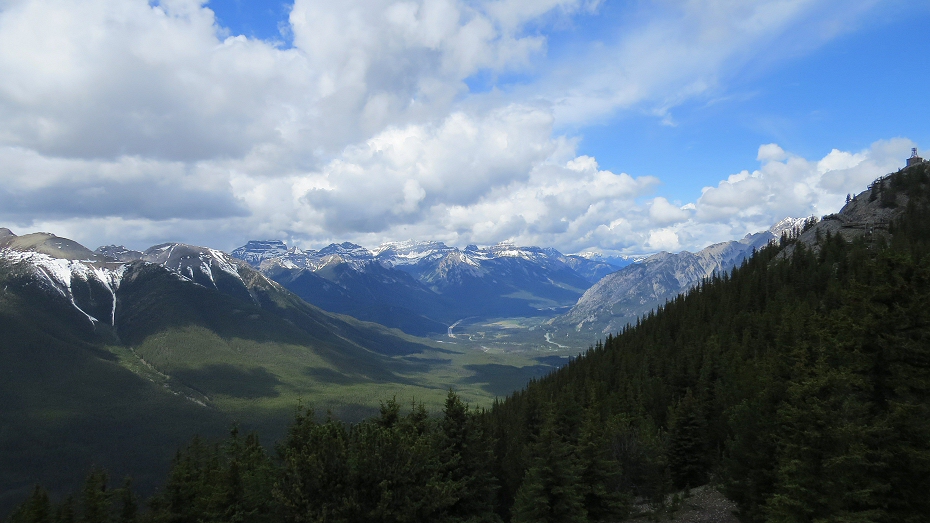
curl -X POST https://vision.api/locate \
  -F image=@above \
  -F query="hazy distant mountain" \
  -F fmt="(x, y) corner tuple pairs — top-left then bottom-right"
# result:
(551, 218), (807, 336)
(229, 239), (290, 266)
(232, 239), (626, 335)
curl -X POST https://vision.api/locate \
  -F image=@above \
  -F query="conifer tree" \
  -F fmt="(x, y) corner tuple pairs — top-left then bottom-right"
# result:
(577, 404), (629, 521)
(116, 479), (136, 523)
(55, 496), (76, 523)
(511, 410), (585, 523)
(666, 389), (709, 489)
(80, 469), (109, 523)
(437, 391), (501, 523)
(275, 406), (352, 523)
(9, 486), (52, 523)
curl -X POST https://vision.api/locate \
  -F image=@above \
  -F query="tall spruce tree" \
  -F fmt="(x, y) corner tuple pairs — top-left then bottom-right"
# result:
(511, 410), (585, 523)
(666, 389), (709, 489)
(9, 486), (52, 523)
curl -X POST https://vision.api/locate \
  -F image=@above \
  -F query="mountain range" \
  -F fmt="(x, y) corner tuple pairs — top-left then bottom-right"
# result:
(231, 239), (629, 336)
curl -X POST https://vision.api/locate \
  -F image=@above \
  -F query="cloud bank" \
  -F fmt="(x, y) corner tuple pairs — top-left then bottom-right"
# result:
(0, 0), (908, 254)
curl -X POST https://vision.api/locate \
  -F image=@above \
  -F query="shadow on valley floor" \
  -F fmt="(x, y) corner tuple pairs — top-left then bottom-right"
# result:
(534, 355), (571, 367)
(173, 364), (282, 399)
(303, 367), (371, 386)
(461, 363), (555, 397)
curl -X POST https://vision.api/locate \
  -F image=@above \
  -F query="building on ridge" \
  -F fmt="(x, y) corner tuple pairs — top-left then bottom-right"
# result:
(907, 148), (925, 167)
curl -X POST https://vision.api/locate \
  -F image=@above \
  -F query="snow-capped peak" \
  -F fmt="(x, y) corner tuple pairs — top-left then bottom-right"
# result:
(769, 217), (807, 237)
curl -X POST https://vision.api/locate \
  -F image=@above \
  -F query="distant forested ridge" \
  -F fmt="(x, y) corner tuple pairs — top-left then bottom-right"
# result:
(7, 163), (930, 522)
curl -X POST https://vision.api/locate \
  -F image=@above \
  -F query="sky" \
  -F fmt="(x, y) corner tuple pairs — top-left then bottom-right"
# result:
(0, 0), (927, 255)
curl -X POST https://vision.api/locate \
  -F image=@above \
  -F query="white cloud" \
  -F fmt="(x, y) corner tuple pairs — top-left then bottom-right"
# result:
(757, 143), (787, 162)
(0, 146), (246, 221)
(690, 138), (914, 238)
(0, 0), (906, 257)
(294, 105), (559, 232)
(645, 228), (681, 252)
(649, 197), (691, 225)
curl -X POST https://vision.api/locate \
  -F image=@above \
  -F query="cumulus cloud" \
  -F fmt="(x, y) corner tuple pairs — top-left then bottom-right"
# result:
(687, 138), (914, 241)
(0, 0), (570, 163)
(0, 0), (311, 160)
(298, 105), (558, 232)
(649, 197), (691, 225)
(0, 0), (905, 257)
(0, 146), (247, 220)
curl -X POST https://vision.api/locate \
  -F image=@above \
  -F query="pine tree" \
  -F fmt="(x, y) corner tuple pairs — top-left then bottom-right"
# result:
(666, 389), (709, 489)
(55, 496), (76, 523)
(275, 406), (353, 523)
(577, 405), (630, 521)
(437, 391), (501, 523)
(9, 486), (52, 523)
(116, 479), (136, 523)
(80, 469), (109, 523)
(511, 411), (586, 523)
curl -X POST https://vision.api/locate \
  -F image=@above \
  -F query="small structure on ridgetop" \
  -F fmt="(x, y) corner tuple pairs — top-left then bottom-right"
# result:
(907, 148), (925, 167)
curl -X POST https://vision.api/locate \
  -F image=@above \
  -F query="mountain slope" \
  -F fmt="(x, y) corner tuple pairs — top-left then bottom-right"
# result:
(0, 253), (230, 511)
(551, 218), (804, 336)
(260, 256), (454, 336)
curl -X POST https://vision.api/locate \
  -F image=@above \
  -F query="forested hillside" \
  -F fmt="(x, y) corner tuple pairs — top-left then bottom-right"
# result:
(487, 161), (930, 522)
(7, 163), (930, 522)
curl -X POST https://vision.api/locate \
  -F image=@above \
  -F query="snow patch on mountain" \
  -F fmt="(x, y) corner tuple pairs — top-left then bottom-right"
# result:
(142, 243), (244, 286)
(0, 249), (126, 325)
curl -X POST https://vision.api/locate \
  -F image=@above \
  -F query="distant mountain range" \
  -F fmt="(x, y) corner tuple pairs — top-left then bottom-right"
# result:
(229, 222), (814, 342)
(231, 239), (632, 336)
(549, 218), (807, 337)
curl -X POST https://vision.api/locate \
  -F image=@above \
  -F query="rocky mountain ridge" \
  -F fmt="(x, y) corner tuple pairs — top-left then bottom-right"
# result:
(230, 239), (634, 335)
(552, 217), (807, 336)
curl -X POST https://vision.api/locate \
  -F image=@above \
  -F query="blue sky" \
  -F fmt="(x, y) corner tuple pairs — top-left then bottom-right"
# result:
(0, 0), (926, 254)
(580, 7), (930, 203)
(208, 0), (930, 205)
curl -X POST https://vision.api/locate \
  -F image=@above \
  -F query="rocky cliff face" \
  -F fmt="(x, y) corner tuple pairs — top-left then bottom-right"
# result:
(791, 174), (905, 251)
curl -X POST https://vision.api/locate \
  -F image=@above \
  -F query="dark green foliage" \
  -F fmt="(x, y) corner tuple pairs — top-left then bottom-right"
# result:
(8, 486), (52, 523)
(116, 480), (136, 523)
(55, 497), (76, 523)
(80, 470), (109, 523)
(275, 395), (502, 523)
(666, 389), (709, 489)
(436, 392), (502, 523)
(275, 407), (354, 522)
(148, 427), (276, 523)
(511, 412), (585, 523)
(577, 405), (630, 521)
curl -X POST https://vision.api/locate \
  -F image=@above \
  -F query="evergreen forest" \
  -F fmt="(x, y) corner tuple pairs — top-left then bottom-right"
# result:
(7, 163), (930, 523)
